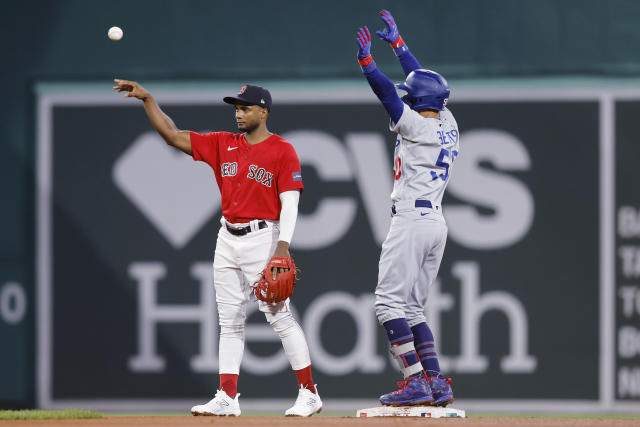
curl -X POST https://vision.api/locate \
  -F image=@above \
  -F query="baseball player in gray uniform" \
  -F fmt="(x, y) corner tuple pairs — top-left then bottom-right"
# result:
(356, 10), (458, 407)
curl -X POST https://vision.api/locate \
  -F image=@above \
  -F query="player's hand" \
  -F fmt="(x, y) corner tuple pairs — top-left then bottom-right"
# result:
(271, 265), (289, 280)
(356, 26), (372, 59)
(271, 241), (291, 280)
(376, 9), (400, 44)
(113, 79), (150, 101)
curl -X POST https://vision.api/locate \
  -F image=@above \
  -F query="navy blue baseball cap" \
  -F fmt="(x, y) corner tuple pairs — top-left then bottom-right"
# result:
(223, 84), (272, 111)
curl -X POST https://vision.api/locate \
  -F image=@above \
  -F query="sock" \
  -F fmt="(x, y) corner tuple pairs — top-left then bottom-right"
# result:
(383, 318), (425, 379)
(220, 373), (238, 397)
(294, 365), (317, 393)
(411, 322), (441, 377)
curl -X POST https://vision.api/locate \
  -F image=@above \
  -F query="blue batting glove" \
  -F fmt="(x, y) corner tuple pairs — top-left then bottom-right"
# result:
(376, 9), (399, 43)
(376, 9), (405, 49)
(356, 26), (372, 59)
(356, 26), (376, 72)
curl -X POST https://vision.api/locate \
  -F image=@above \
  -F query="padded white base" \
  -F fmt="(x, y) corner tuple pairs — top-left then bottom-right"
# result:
(356, 405), (466, 418)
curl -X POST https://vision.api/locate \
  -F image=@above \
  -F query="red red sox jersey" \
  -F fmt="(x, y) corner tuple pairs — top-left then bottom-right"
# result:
(190, 131), (304, 224)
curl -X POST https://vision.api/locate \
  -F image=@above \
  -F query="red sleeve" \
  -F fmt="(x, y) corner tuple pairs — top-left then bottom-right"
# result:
(190, 131), (220, 166)
(277, 143), (304, 194)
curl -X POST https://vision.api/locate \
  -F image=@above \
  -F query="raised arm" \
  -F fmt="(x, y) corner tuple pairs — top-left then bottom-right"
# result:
(375, 9), (422, 77)
(113, 79), (192, 155)
(356, 27), (404, 123)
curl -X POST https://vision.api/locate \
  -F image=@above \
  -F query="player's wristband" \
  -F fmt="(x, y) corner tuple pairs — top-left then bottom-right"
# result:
(358, 55), (377, 73)
(393, 43), (409, 57)
(358, 55), (374, 66)
(390, 35), (405, 49)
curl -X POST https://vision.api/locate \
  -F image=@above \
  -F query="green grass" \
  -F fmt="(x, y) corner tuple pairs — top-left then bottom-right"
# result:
(0, 409), (103, 420)
(107, 413), (189, 417)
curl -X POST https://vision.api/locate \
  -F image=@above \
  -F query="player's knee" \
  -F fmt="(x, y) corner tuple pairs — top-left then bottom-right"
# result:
(375, 301), (396, 324)
(217, 302), (246, 326)
(219, 324), (244, 338)
(406, 313), (427, 327)
(265, 311), (297, 335)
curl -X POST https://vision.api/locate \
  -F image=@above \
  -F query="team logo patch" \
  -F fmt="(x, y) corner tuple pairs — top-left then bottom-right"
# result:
(238, 85), (247, 95)
(292, 171), (302, 182)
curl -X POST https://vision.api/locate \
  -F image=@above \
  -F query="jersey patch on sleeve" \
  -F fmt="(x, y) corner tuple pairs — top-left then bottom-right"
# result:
(292, 171), (302, 182)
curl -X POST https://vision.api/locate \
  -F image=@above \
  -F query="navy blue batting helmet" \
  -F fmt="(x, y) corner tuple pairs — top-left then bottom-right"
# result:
(396, 69), (450, 111)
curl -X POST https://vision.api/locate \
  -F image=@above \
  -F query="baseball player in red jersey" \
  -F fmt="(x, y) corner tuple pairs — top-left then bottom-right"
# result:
(113, 80), (322, 417)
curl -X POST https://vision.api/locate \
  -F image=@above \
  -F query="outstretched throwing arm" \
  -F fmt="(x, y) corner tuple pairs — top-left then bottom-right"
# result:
(375, 9), (422, 77)
(113, 79), (192, 155)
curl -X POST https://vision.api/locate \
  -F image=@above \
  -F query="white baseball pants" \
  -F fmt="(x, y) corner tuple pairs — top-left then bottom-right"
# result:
(213, 218), (311, 374)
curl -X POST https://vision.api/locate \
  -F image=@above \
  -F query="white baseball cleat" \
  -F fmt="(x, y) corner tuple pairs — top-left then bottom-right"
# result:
(190, 390), (241, 416)
(285, 385), (323, 417)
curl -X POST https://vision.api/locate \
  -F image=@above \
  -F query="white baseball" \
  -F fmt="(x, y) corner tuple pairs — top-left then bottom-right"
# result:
(108, 26), (123, 41)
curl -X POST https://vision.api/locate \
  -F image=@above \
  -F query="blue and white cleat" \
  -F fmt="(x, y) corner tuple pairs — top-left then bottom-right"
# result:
(429, 376), (454, 407)
(379, 377), (434, 406)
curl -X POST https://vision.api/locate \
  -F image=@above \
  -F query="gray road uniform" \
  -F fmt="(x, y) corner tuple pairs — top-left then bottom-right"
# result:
(375, 103), (460, 326)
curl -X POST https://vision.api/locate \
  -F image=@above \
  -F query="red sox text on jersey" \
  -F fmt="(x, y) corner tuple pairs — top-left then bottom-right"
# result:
(190, 131), (303, 223)
(222, 162), (274, 188)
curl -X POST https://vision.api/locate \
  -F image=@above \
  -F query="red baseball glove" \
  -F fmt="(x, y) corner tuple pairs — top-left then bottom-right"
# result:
(254, 256), (297, 304)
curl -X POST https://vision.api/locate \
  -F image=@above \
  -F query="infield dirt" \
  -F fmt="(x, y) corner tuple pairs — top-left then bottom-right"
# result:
(0, 416), (638, 427)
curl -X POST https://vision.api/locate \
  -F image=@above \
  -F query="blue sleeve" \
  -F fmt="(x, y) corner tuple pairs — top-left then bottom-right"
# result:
(394, 45), (422, 77)
(363, 68), (404, 123)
